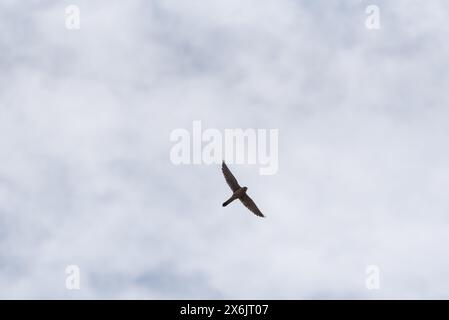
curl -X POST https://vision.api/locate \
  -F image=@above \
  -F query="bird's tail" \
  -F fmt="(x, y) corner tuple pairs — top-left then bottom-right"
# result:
(222, 197), (234, 207)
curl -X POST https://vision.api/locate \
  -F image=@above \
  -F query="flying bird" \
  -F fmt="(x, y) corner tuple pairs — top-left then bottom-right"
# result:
(221, 161), (265, 218)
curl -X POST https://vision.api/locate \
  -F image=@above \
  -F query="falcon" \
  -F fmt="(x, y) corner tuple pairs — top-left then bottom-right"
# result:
(221, 161), (265, 218)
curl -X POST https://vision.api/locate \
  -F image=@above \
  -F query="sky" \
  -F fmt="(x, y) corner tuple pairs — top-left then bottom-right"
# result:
(1, 0), (449, 299)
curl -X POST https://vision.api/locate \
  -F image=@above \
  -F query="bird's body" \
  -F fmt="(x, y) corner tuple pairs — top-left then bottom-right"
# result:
(221, 161), (265, 218)
(222, 186), (248, 207)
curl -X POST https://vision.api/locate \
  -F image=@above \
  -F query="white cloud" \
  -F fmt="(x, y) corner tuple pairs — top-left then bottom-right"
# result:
(1, 0), (449, 298)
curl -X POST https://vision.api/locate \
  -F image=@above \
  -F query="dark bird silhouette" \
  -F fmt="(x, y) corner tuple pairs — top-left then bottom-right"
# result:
(221, 161), (265, 218)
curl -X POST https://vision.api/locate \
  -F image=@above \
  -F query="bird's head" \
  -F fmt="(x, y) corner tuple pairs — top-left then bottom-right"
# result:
(242, 186), (248, 192)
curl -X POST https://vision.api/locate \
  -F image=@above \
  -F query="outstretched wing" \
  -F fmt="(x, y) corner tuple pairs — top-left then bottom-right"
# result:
(222, 161), (241, 192)
(240, 194), (265, 217)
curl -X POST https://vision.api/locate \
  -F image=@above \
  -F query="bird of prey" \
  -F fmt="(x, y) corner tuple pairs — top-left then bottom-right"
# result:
(221, 161), (265, 218)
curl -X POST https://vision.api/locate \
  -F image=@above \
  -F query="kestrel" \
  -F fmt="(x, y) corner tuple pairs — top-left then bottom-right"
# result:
(221, 161), (265, 218)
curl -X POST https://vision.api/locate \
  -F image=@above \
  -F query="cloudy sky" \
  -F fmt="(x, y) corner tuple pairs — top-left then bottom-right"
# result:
(1, 0), (449, 299)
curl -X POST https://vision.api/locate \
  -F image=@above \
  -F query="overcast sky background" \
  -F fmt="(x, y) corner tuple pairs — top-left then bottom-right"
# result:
(1, 0), (449, 299)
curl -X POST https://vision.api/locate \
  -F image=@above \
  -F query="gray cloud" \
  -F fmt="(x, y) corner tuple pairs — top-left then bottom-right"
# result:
(1, 0), (449, 298)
